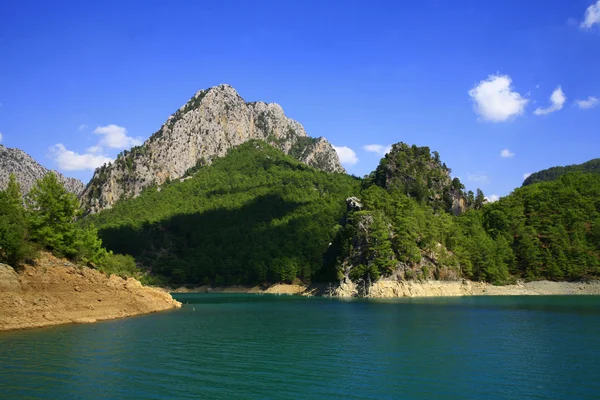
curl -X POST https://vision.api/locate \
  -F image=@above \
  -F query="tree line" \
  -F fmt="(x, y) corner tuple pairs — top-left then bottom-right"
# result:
(85, 141), (600, 286)
(0, 173), (141, 279)
(4, 140), (597, 287)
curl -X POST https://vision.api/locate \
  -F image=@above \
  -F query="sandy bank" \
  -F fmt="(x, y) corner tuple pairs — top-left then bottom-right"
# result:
(170, 283), (307, 295)
(0, 253), (181, 332)
(334, 279), (600, 298)
(170, 279), (600, 298)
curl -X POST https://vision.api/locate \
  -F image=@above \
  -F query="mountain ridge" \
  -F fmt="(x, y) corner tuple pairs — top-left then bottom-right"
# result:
(0, 144), (84, 196)
(523, 158), (600, 186)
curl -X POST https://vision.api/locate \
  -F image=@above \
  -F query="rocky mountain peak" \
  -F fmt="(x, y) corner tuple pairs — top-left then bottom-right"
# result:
(0, 144), (85, 197)
(82, 84), (345, 213)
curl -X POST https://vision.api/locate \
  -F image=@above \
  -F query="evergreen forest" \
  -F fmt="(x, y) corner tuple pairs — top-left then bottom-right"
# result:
(0, 173), (141, 278)
(2, 140), (598, 287)
(83, 141), (600, 286)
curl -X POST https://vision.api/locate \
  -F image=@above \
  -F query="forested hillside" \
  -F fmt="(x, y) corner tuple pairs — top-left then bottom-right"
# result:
(82, 141), (600, 286)
(84, 141), (360, 285)
(523, 158), (600, 186)
(325, 151), (600, 285)
(482, 173), (600, 280)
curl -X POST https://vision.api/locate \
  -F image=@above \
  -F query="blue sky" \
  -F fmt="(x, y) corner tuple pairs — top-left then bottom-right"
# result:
(1, 0), (599, 200)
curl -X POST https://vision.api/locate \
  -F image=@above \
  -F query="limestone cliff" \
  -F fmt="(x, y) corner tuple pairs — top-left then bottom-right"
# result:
(0, 145), (84, 196)
(82, 84), (344, 213)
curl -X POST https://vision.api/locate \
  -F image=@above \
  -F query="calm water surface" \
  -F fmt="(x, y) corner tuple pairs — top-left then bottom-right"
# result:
(1, 294), (599, 399)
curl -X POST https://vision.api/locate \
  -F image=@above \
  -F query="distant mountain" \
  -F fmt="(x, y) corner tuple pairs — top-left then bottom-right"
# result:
(0, 144), (84, 196)
(523, 158), (600, 186)
(81, 84), (344, 213)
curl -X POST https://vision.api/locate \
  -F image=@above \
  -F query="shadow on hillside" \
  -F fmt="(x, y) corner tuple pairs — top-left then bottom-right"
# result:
(97, 194), (338, 284)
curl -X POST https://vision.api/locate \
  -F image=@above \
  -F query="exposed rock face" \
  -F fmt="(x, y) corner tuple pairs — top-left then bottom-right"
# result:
(0, 145), (85, 196)
(330, 278), (600, 298)
(345, 196), (363, 211)
(332, 278), (474, 298)
(82, 84), (345, 213)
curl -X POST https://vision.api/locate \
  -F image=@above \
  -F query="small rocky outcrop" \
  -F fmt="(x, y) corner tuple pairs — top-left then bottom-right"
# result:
(81, 84), (345, 213)
(346, 196), (363, 211)
(371, 142), (467, 215)
(0, 145), (85, 196)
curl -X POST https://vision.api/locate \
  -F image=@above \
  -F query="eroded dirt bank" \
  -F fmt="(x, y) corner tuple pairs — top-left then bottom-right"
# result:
(0, 253), (181, 332)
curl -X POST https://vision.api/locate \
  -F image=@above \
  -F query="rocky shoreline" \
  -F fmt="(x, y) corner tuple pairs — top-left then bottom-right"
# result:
(2, 255), (598, 333)
(0, 253), (181, 332)
(169, 279), (600, 297)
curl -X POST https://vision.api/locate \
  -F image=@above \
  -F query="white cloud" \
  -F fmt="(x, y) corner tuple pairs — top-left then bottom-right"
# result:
(50, 144), (112, 171)
(0, 132), (3, 143)
(581, 0), (600, 29)
(363, 144), (392, 156)
(485, 194), (500, 203)
(333, 145), (359, 165)
(523, 173), (531, 180)
(86, 145), (103, 154)
(78, 124), (88, 131)
(534, 87), (566, 116)
(500, 148), (515, 158)
(468, 74), (528, 122)
(94, 124), (142, 149)
(576, 96), (599, 109)
(468, 172), (489, 183)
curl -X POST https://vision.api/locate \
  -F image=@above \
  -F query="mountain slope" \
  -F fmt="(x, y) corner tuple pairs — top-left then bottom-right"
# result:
(523, 158), (600, 186)
(82, 139), (600, 287)
(83, 141), (360, 284)
(82, 84), (344, 213)
(0, 145), (84, 196)
(482, 172), (600, 280)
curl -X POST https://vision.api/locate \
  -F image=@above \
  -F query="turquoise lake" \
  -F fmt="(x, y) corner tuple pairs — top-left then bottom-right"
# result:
(1, 294), (599, 399)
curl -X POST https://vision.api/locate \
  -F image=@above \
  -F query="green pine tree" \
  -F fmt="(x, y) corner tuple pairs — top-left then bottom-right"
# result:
(27, 173), (81, 258)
